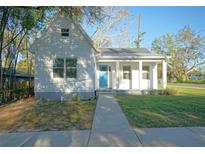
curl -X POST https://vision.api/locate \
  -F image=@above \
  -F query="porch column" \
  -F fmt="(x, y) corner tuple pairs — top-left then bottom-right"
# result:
(139, 61), (142, 90)
(151, 63), (158, 89)
(95, 62), (98, 90)
(116, 61), (119, 89)
(162, 60), (167, 89)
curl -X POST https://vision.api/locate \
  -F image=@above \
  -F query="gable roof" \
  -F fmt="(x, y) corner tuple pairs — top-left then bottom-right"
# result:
(29, 15), (165, 60)
(71, 19), (97, 51)
(29, 15), (98, 54)
(96, 48), (165, 59)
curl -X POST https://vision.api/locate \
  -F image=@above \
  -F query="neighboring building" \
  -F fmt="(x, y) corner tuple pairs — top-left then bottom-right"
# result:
(30, 15), (167, 100)
(190, 73), (205, 80)
(3, 68), (34, 82)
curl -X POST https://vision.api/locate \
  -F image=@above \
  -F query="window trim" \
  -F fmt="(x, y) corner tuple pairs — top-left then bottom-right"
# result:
(53, 58), (64, 78)
(142, 66), (150, 80)
(123, 65), (131, 80)
(61, 28), (69, 36)
(65, 58), (77, 79)
(53, 57), (77, 79)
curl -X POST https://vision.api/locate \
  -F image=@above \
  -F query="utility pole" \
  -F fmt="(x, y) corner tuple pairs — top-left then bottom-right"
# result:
(137, 15), (141, 48)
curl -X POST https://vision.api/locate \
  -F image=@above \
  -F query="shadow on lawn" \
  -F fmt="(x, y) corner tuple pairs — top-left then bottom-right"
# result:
(117, 95), (205, 128)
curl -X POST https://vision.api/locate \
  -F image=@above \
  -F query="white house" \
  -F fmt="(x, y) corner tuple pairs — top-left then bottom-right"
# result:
(30, 15), (167, 100)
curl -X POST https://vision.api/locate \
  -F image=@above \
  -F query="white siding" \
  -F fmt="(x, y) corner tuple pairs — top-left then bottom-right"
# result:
(131, 64), (139, 89)
(141, 62), (152, 90)
(34, 16), (95, 93)
(96, 61), (158, 90)
(119, 63), (132, 89)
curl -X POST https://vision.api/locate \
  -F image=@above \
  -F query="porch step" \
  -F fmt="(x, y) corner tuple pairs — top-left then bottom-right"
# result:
(96, 89), (116, 95)
(96, 89), (143, 96)
(115, 90), (142, 95)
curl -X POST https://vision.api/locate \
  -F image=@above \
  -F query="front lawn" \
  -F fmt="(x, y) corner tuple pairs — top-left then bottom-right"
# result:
(168, 83), (205, 96)
(177, 79), (205, 84)
(117, 83), (205, 128)
(0, 98), (96, 132)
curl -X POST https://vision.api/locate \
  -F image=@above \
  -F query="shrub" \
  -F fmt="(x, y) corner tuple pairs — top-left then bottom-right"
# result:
(141, 90), (150, 95)
(149, 88), (178, 96)
(165, 88), (178, 96)
(150, 90), (159, 95)
(88, 96), (95, 101)
(39, 98), (46, 104)
(71, 93), (81, 102)
(177, 79), (205, 84)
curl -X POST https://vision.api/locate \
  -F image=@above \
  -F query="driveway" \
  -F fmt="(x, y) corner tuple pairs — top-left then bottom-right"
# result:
(0, 94), (205, 147)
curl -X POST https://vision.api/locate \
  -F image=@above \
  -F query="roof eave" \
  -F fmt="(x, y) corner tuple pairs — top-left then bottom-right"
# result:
(96, 55), (166, 60)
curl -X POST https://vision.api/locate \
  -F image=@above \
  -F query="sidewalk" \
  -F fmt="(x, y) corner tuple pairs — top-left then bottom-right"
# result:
(0, 130), (90, 147)
(1, 127), (205, 147)
(134, 127), (205, 147)
(88, 93), (142, 147)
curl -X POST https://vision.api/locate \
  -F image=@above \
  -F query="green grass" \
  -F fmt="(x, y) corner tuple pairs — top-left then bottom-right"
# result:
(168, 83), (205, 96)
(117, 83), (205, 128)
(177, 79), (205, 84)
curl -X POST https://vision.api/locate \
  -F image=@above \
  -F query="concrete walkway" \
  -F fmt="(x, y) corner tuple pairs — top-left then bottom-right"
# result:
(88, 93), (142, 147)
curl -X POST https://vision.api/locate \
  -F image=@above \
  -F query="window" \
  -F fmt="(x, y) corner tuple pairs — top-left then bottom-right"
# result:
(61, 28), (69, 36)
(99, 65), (107, 71)
(66, 58), (77, 78)
(142, 66), (150, 80)
(53, 58), (64, 78)
(123, 66), (131, 80)
(53, 58), (77, 78)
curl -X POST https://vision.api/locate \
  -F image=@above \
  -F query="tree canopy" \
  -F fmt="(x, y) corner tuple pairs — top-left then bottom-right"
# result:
(0, 6), (108, 90)
(152, 26), (205, 81)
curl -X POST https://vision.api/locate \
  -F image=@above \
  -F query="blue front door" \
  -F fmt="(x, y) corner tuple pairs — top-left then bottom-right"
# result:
(99, 65), (108, 88)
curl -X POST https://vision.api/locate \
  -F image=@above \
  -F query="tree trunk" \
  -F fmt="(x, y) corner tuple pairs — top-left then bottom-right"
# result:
(26, 35), (30, 97)
(0, 7), (10, 91)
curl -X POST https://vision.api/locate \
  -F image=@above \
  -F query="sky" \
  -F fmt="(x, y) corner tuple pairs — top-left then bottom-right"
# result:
(84, 6), (205, 49)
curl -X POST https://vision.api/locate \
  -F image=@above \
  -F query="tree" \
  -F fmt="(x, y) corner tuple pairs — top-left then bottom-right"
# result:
(58, 6), (107, 25)
(91, 8), (132, 48)
(0, 7), (107, 102)
(152, 26), (205, 81)
(133, 31), (146, 48)
(0, 7), (49, 90)
(17, 58), (34, 74)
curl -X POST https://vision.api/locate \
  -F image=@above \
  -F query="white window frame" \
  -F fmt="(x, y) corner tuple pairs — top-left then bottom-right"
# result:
(53, 58), (64, 79)
(123, 65), (131, 80)
(61, 28), (69, 36)
(65, 58), (77, 79)
(142, 66), (150, 80)
(53, 57), (77, 79)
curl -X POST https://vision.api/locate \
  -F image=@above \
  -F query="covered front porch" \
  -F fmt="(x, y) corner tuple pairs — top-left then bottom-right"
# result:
(95, 59), (167, 91)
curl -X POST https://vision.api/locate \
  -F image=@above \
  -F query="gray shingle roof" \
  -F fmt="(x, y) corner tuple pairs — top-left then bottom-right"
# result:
(3, 68), (34, 78)
(96, 48), (165, 59)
